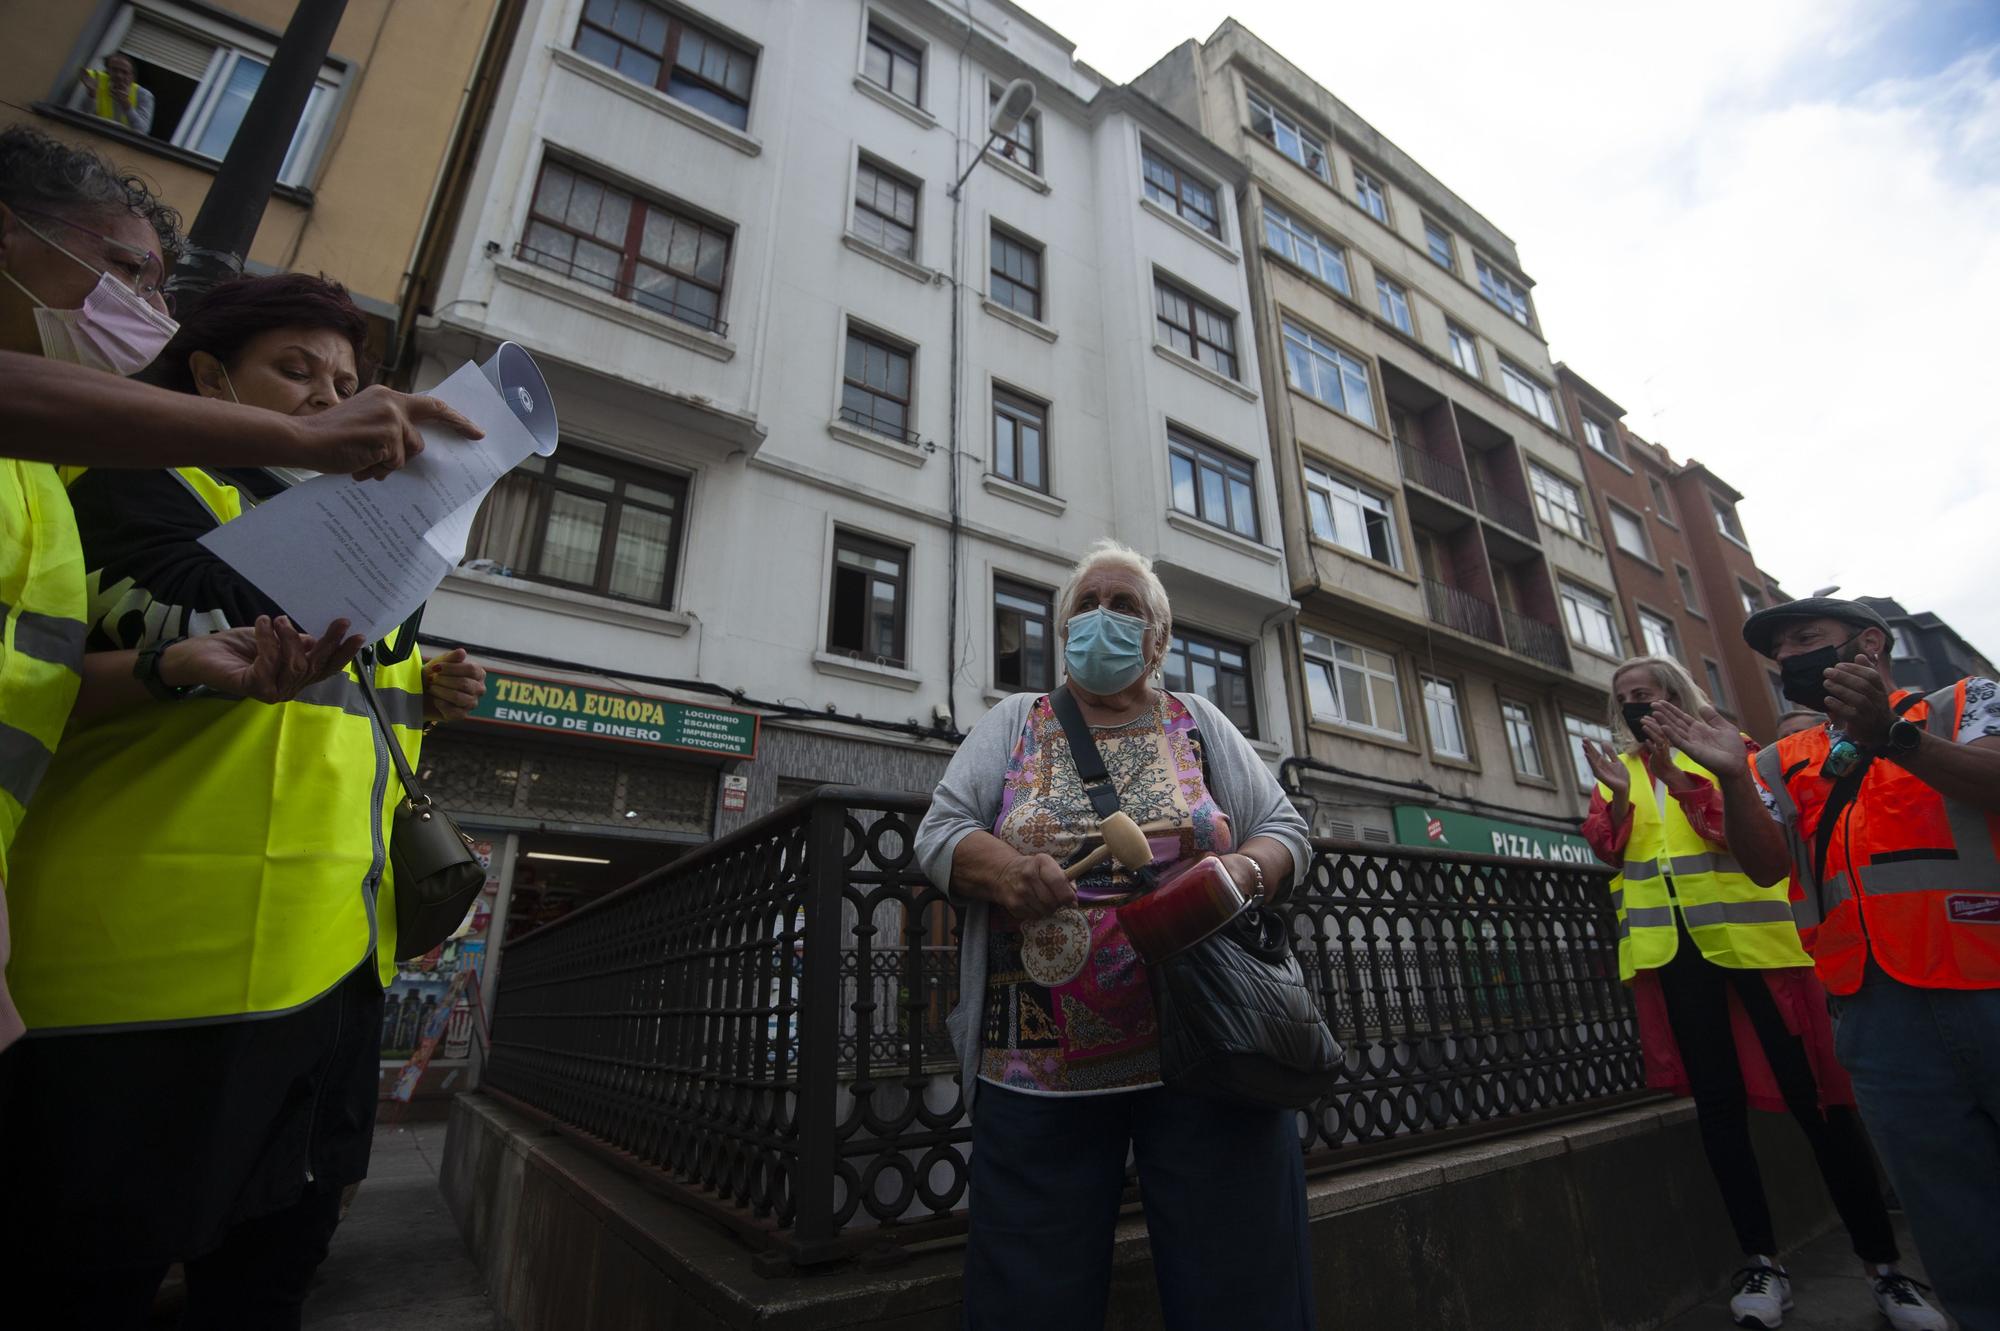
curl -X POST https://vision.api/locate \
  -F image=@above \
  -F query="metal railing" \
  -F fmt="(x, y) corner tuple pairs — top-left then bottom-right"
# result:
(1423, 577), (1504, 645)
(837, 404), (923, 446)
(1474, 478), (1539, 539)
(484, 789), (1641, 1267)
(1502, 606), (1573, 671)
(1396, 443), (1474, 507)
(513, 242), (729, 336)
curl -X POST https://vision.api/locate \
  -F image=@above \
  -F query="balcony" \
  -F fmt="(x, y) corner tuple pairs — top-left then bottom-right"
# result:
(1396, 443), (1473, 508)
(1424, 577), (1503, 646)
(1474, 478), (1538, 540)
(1502, 606), (1571, 671)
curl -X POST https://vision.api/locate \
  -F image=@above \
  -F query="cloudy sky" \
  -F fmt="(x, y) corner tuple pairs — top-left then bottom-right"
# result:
(1017, 0), (2000, 659)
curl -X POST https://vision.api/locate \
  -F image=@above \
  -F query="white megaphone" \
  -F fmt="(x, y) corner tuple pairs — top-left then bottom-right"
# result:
(477, 341), (560, 456)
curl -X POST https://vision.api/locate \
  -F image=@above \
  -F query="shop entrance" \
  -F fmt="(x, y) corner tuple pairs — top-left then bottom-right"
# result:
(499, 829), (670, 943)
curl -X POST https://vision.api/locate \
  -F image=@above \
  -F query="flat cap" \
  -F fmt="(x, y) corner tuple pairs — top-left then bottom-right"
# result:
(1742, 596), (1891, 657)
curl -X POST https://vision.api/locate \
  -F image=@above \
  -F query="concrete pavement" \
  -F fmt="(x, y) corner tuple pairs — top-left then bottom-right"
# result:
(1657, 1213), (1955, 1331)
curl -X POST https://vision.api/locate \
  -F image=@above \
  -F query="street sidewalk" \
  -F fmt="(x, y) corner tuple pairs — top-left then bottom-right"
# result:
(303, 1118), (496, 1330)
(1658, 1212), (1954, 1331)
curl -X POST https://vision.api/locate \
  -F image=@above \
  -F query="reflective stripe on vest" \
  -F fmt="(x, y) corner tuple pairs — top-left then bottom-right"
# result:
(1605, 748), (1811, 980)
(1764, 681), (2000, 994)
(4, 466), (425, 1030)
(0, 461), (88, 877)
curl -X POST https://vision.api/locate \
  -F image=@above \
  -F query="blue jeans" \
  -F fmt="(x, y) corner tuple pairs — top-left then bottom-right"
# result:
(1834, 970), (2000, 1330)
(962, 1082), (1315, 1331)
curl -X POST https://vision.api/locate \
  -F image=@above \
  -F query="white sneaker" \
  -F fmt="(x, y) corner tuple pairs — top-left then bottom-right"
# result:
(1871, 1271), (1947, 1331)
(1729, 1261), (1793, 1329)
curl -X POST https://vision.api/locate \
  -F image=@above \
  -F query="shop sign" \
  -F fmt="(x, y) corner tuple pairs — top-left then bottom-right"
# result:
(471, 669), (759, 759)
(1392, 804), (1594, 865)
(720, 772), (749, 813)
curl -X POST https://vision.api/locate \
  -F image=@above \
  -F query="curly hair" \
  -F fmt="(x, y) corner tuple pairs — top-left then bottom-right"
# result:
(152, 273), (372, 395)
(0, 124), (183, 256)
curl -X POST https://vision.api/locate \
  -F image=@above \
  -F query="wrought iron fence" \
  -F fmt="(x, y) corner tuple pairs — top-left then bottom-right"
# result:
(483, 789), (1642, 1267)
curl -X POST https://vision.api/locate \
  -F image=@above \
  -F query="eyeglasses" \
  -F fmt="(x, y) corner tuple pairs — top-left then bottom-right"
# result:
(15, 208), (171, 310)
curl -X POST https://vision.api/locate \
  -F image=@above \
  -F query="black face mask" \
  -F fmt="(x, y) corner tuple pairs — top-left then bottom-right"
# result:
(1621, 701), (1655, 741)
(1779, 633), (1862, 711)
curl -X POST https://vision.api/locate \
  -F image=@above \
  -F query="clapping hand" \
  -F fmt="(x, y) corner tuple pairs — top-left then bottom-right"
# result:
(167, 616), (364, 703)
(1645, 701), (1749, 778)
(1824, 653), (1894, 748)
(1581, 738), (1629, 796)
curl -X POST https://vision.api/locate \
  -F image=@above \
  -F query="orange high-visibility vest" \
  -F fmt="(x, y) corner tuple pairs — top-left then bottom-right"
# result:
(1755, 679), (2000, 995)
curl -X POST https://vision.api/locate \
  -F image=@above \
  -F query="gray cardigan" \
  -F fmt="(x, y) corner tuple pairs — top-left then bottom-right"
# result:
(912, 691), (1311, 1109)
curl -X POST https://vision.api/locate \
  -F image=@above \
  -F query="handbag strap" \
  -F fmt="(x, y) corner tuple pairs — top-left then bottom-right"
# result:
(353, 646), (432, 808)
(1049, 684), (1123, 820)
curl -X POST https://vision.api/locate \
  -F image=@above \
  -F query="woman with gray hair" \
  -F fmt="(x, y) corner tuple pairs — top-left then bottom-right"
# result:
(1578, 655), (1937, 1331)
(915, 539), (1315, 1331)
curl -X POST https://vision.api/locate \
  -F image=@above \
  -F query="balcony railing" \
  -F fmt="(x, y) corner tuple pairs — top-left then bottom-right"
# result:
(1396, 443), (1474, 507)
(1474, 479), (1539, 539)
(1423, 577), (1503, 645)
(484, 789), (1642, 1267)
(514, 242), (729, 336)
(1502, 606), (1572, 671)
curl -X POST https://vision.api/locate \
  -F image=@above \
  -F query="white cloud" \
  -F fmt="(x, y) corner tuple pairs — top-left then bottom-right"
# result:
(1017, 0), (2000, 659)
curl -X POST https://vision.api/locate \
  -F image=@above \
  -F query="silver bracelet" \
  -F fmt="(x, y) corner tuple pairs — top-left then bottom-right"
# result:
(1237, 854), (1264, 904)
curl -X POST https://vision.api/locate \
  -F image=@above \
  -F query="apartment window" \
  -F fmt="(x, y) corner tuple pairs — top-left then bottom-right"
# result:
(1375, 274), (1414, 335)
(1168, 427), (1259, 540)
(993, 578), (1053, 691)
(1713, 494), (1748, 544)
(1281, 320), (1376, 428)
(1246, 89), (1330, 182)
(1164, 629), (1258, 737)
(852, 158), (919, 259)
(1154, 277), (1238, 379)
(75, 5), (343, 188)
(828, 531), (907, 664)
(1352, 165), (1389, 223)
(1608, 501), (1651, 559)
(841, 328), (914, 440)
(1501, 700), (1547, 779)
(1704, 659), (1732, 712)
(524, 160), (730, 332)
(1447, 322), (1482, 378)
(467, 448), (688, 607)
(1305, 466), (1399, 567)
(1639, 607), (1680, 660)
(862, 20), (921, 106)
(1650, 476), (1677, 526)
(1529, 464), (1589, 540)
(1475, 255), (1533, 326)
(989, 82), (1037, 172)
(989, 226), (1043, 320)
(1893, 625), (1922, 660)
(573, 0), (754, 129)
(1141, 146), (1219, 237)
(1261, 204), (1351, 296)
(1582, 415), (1621, 462)
(1676, 563), (1704, 615)
(1423, 217), (1455, 272)
(1565, 714), (1614, 791)
(1560, 580), (1621, 656)
(1739, 580), (1764, 616)
(1422, 676), (1468, 759)
(992, 387), (1046, 491)
(1500, 358), (1560, 428)
(1301, 630), (1405, 738)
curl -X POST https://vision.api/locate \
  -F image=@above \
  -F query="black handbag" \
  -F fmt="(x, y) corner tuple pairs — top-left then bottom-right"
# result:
(1049, 686), (1343, 1109)
(354, 652), (487, 961)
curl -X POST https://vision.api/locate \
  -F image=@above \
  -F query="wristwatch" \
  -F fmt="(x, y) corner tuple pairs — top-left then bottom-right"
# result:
(1884, 718), (1922, 757)
(134, 635), (197, 702)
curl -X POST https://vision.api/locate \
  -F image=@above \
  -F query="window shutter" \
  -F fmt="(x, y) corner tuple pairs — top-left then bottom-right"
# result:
(120, 14), (219, 81)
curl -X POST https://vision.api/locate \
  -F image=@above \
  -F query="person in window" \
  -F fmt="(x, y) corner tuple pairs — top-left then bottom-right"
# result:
(77, 52), (155, 135)
(0, 273), (486, 1330)
(1578, 655), (1940, 1331)
(914, 539), (1315, 1331)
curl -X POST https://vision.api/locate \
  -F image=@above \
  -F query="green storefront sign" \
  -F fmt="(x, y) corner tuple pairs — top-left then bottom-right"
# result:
(1392, 804), (1593, 865)
(470, 669), (758, 759)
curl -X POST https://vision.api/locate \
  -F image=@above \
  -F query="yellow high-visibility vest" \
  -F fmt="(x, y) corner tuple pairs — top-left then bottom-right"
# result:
(0, 460), (87, 880)
(1602, 748), (1811, 981)
(5, 467), (425, 1031)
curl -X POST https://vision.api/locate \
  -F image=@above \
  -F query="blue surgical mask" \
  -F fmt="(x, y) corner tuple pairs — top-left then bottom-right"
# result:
(1064, 608), (1150, 694)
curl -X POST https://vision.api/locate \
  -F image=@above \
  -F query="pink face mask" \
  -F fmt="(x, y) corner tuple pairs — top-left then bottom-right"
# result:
(3, 223), (178, 376)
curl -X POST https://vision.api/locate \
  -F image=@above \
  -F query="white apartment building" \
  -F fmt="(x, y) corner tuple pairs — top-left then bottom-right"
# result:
(410, 0), (1298, 933)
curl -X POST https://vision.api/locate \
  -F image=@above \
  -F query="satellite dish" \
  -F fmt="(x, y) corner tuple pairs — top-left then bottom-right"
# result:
(990, 78), (1037, 137)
